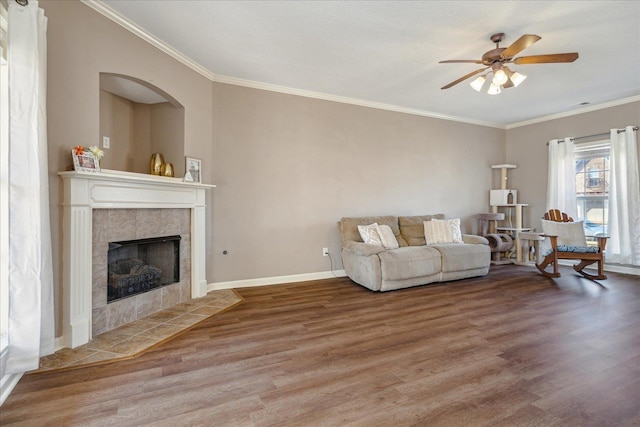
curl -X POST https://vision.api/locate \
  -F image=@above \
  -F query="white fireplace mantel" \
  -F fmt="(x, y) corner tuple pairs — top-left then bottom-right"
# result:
(58, 169), (215, 348)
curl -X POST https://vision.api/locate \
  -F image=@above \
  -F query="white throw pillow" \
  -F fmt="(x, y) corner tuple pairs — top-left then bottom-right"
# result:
(424, 218), (463, 245)
(358, 223), (383, 246)
(448, 218), (463, 243)
(424, 219), (453, 244)
(377, 224), (399, 249)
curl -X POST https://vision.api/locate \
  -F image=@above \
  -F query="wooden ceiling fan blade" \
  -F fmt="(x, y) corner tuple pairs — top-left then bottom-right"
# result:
(500, 34), (541, 59)
(514, 53), (579, 64)
(439, 60), (484, 64)
(441, 67), (488, 90)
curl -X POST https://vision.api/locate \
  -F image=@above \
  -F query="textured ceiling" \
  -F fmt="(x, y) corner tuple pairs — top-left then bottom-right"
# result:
(97, 0), (640, 127)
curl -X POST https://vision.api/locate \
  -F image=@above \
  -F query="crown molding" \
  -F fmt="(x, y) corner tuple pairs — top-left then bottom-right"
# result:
(81, 0), (504, 129)
(506, 95), (640, 129)
(212, 74), (503, 128)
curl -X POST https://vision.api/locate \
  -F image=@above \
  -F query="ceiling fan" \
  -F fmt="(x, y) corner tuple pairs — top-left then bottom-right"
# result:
(440, 32), (578, 94)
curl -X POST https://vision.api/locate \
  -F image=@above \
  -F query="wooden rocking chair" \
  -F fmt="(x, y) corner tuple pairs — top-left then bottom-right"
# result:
(535, 209), (608, 280)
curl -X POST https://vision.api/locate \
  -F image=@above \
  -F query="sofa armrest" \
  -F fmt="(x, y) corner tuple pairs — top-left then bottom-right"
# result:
(462, 234), (489, 245)
(342, 240), (386, 256)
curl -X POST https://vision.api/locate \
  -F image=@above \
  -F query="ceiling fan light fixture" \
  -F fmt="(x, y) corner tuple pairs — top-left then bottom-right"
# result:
(439, 32), (578, 94)
(492, 68), (508, 86)
(470, 75), (486, 91)
(510, 71), (527, 87)
(487, 83), (502, 95)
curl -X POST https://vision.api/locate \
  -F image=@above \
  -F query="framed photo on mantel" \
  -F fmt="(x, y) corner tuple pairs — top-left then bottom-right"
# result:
(184, 157), (201, 183)
(72, 149), (100, 173)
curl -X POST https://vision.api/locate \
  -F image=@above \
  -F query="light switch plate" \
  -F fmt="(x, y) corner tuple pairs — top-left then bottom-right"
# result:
(102, 136), (110, 149)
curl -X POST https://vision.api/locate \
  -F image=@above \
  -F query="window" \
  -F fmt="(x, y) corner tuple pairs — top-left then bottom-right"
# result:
(587, 168), (600, 187)
(0, 3), (8, 353)
(575, 140), (610, 246)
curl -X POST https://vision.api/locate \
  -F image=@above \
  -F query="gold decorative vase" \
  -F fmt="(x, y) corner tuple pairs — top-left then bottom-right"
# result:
(150, 153), (165, 175)
(160, 162), (174, 177)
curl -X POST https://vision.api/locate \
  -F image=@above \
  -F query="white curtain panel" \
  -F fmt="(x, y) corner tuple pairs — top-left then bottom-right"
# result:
(546, 137), (577, 219)
(6, 0), (54, 374)
(607, 127), (640, 266)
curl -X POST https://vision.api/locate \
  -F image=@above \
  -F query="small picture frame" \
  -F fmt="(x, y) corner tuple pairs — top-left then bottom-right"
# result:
(72, 149), (100, 173)
(184, 157), (201, 183)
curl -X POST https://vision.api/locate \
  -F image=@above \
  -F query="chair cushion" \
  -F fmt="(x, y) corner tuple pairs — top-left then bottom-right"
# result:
(558, 245), (599, 253)
(542, 244), (600, 257)
(540, 220), (587, 255)
(542, 220), (587, 245)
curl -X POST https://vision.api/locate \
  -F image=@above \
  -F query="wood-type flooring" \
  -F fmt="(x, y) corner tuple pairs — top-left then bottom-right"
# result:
(2, 264), (639, 426)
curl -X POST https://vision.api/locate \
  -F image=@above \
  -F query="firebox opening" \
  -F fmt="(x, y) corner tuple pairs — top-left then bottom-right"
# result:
(107, 235), (181, 303)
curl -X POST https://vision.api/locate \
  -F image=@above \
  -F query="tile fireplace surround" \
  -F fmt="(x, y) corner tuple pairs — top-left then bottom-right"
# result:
(92, 208), (190, 336)
(58, 169), (215, 349)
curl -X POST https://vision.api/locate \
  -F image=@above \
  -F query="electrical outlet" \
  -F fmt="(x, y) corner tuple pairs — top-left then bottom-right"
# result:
(102, 136), (110, 149)
(323, 247), (329, 256)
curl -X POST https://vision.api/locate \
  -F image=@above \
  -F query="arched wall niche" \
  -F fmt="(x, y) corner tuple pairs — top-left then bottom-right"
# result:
(99, 73), (186, 176)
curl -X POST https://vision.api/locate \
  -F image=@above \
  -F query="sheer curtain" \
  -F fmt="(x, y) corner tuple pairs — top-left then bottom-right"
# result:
(607, 126), (640, 266)
(546, 137), (577, 219)
(6, 0), (54, 373)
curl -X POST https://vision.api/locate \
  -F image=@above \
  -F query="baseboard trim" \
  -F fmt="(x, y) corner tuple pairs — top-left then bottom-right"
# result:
(208, 270), (347, 291)
(0, 372), (22, 406)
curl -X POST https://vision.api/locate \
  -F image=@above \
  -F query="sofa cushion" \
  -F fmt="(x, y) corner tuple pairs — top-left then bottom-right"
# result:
(430, 243), (490, 272)
(378, 246), (441, 281)
(398, 214), (445, 246)
(340, 216), (406, 246)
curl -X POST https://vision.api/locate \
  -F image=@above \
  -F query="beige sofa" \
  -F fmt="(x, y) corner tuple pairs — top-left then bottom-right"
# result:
(339, 214), (491, 291)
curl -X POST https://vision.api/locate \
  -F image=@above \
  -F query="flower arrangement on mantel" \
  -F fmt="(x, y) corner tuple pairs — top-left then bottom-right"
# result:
(70, 145), (104, 172)
(74, 145), (104, 160)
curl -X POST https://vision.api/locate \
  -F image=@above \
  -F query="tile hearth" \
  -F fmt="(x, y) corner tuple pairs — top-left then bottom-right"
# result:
(32, 289), (242, 374)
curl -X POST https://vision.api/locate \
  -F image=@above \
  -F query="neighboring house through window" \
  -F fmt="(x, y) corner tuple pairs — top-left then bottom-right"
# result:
(575, 140), (610, 246)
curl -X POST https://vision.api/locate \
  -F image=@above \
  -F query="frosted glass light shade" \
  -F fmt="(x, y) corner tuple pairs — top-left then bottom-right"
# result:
(510, 72), (527, 87)
(492, 69), (508, 85)
(487, 83), (502, 95)
(470, 75), (486, 91)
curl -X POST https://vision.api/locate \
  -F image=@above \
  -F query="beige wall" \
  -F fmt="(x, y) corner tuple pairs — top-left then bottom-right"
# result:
(131, 103), (151, 174)
(210, 83), (505, 281)
(506, 101), (640, 232)
(43, 1), (213, 336)
(150, 102), (186, 177)
(99, 90), (135, 172)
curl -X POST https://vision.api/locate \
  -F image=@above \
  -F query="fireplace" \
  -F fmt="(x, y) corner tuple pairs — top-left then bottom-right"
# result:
(108, 235), (181, 302)
(59, 169), (215, 348)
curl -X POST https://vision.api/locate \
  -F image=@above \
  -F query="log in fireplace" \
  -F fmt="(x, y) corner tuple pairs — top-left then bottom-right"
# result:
(107, 235), (181, 302)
